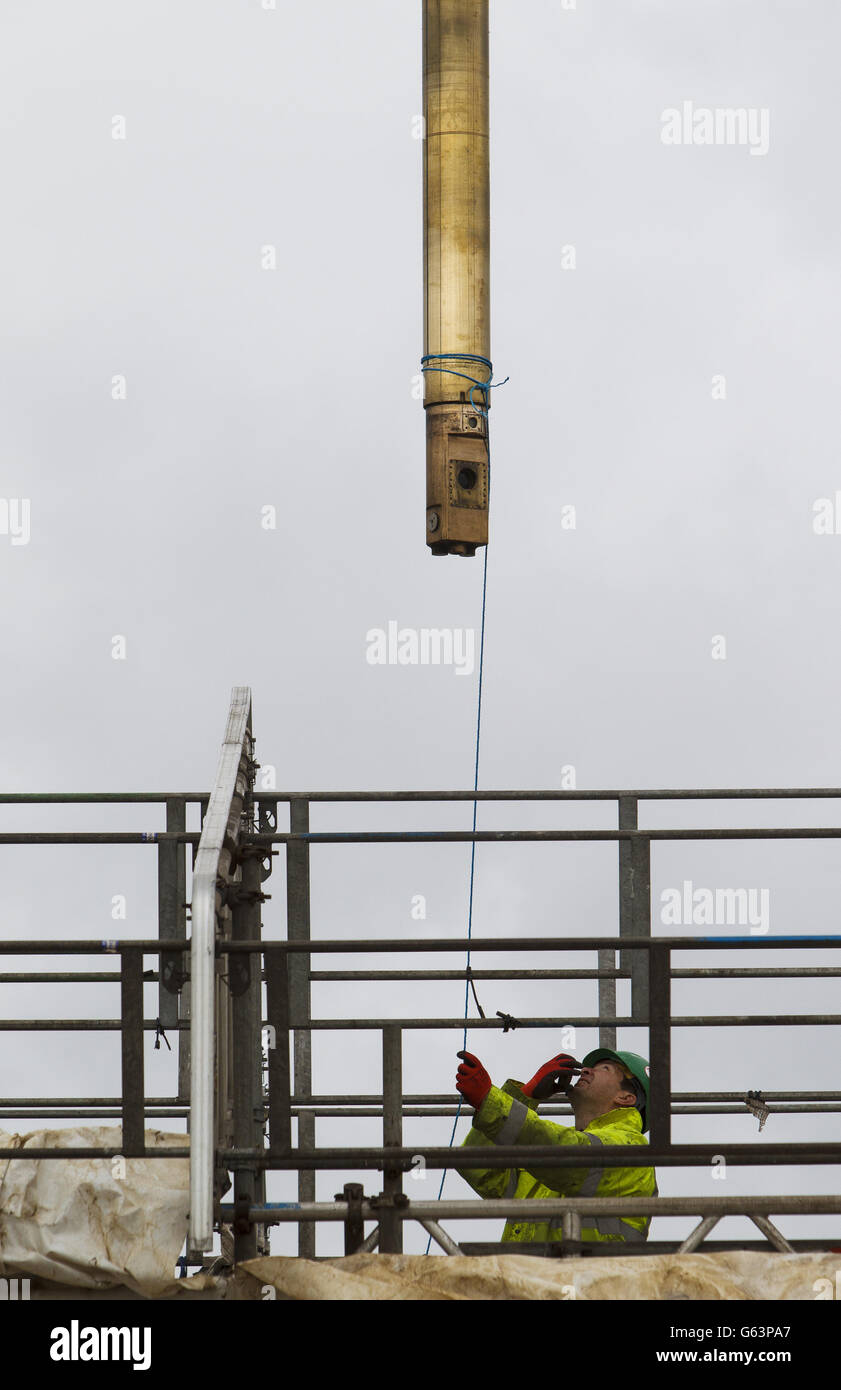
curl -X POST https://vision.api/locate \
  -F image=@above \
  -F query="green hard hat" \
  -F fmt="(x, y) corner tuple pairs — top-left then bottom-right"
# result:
(581, 1049), (651, 1132)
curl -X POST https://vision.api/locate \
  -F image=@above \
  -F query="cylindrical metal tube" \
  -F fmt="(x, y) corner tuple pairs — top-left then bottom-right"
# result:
(231, 850), (263, 1264)
(232, 1193), (841, 1223)
(380, 1027), (404, 1254)
(288, 798), (316, 1258)
(419, 1218), (464, 1255)
(423, 0), (490, 404)
(423, 0), (491, 555)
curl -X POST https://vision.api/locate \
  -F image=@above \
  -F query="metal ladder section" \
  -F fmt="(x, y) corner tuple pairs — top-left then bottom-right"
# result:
(189, 687), (268, 1255)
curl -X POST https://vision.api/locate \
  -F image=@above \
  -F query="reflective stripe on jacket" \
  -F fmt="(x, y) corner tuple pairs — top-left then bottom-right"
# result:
(457, 1079), (658, 1244)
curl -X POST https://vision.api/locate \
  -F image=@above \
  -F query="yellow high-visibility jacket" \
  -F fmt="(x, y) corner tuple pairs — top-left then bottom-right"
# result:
(457, 1079), (658, 1244)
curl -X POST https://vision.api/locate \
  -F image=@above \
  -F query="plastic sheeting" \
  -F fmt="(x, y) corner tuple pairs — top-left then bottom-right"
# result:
(0, 1127), (189, 1296)
(0, 1127), (836, 1302)
(227, 1251), (841, 1302)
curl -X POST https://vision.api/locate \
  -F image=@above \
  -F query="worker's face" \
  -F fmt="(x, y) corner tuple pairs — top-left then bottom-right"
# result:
(572, 1060), (635, 1110)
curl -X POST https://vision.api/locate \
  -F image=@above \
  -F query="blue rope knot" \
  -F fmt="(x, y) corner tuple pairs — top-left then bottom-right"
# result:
(420, 352), (509, 418)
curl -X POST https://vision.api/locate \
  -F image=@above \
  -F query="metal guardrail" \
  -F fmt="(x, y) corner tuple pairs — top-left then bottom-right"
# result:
(219, 935), (841, 1161)
(2, 691), (841, 1261)
(203, 931), (841, 1258)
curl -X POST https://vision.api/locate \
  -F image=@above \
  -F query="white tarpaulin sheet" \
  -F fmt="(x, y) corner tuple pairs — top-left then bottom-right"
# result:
(228, 1251), (841, 1302)
(0, 1126), (835, 1302)
(0, 1127), (189, 1296)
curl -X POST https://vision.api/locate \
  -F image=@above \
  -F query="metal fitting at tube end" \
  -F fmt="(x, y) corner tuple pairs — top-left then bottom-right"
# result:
(425, 406), (489, 554)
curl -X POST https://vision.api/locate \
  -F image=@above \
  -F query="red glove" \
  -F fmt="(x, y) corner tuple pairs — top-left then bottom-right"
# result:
(521, 1053), (581, 1100)
(455, 1051), (492, 1109)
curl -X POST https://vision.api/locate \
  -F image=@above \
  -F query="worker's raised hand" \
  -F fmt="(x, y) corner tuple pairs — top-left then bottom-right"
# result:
(455, 1050), (493, 1110)
(521, 1053), (581, 1101)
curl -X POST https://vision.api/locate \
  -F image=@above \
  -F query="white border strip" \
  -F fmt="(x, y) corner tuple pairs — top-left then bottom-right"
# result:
(189, 686), (253, 1252)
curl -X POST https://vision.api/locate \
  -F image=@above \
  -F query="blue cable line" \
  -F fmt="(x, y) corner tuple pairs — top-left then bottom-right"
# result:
(465, 538), (490, 1043)
(422, 374), (495, 1253)
(424, 548), (488, 1251)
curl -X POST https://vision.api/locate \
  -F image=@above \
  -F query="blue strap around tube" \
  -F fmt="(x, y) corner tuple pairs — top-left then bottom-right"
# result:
(421, 352), (509, 418)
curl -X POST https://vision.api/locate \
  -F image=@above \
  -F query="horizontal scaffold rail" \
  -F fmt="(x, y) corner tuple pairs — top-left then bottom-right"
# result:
(0, 935), (839, 953)
(0, 935), (839, 959)
(10, 826), (841, 843)
(215, 1144), (841, 1170)
(225, 1194), (841, 1222)
(5, 786), (841, 802)
(2, 1143), (839, 1166)
(3, 1014), (838, 1029)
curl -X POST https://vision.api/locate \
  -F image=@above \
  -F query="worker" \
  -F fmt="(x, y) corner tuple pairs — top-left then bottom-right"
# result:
(455, 1047), (657, 1244)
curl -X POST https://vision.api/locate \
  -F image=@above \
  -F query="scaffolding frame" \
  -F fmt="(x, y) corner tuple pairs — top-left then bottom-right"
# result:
(1, 688), (840, 1263)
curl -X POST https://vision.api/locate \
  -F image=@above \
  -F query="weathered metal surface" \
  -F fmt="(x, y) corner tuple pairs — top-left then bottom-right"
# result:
(120, 947), (145, 1157)
(236, 1193), (841, 1222)
(287, 797), (315, 1256)
(265, 950), (292, 1152)
(158, 797), (186, 1028)
(423, 1), (491, 552)
(232, 849), (264, 1263)
(380, 1027), (404, 1254)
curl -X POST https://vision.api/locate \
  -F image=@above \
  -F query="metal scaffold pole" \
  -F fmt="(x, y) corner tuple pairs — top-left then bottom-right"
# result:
(287, 798), (315, 1256)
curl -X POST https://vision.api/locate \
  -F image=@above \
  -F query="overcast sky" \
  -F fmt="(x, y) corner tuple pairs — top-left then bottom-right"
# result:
(1, 0), (839, 1262)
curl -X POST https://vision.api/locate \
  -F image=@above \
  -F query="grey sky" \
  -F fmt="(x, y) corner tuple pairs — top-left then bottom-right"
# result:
(1, 0), (839, 1258)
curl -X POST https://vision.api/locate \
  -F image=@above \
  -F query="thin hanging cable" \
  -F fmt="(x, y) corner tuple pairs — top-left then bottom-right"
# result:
(424, 433), (492, 1253)
(464, 536), (490, 1045)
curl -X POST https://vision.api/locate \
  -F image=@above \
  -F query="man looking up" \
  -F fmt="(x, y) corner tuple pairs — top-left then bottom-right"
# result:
(455, 1048), (657, 1245)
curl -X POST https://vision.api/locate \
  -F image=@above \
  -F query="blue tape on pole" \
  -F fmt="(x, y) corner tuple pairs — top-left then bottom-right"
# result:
(699, 935), (841, 942)
(420, 352), (509, 418)
(219, 1202), (301, 1213)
